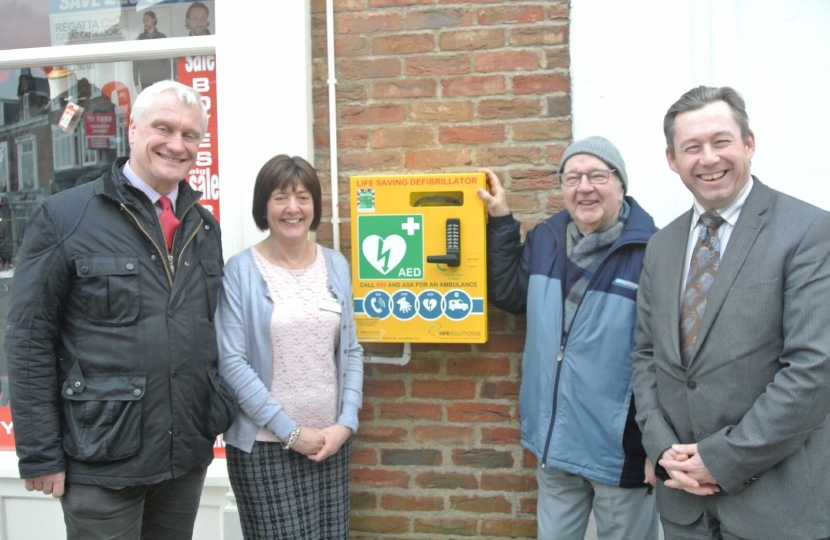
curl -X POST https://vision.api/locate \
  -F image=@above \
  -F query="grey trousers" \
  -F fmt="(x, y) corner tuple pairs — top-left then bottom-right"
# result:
(60, 467), (208, 540)
(536, 464), (658, 540)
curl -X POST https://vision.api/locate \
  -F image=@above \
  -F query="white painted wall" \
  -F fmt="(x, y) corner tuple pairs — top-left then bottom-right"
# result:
(571, 0), (830, 227)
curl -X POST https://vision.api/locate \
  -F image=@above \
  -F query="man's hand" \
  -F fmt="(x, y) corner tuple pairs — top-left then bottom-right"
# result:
(659, 444), (720, 495)
(290, 426), (325, 457)
(308, 425), (352, 462)
(25, 471), (65, 498)
(477, 168), (511, 217)
(644, 457), (657, 487)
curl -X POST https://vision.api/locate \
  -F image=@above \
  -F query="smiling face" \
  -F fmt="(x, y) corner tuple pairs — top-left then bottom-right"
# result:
(128, 91), (202, 194)
(667, 100), (755, 211)
(562, 154), (625, 235)
(266, 184), (314, 243)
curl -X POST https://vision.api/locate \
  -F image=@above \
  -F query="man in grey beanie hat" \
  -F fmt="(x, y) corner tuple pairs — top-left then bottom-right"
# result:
(478, 137), (659, 540)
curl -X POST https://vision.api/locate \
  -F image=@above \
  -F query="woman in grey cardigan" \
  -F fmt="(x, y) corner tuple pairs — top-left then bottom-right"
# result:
(216, 155), (363, 539)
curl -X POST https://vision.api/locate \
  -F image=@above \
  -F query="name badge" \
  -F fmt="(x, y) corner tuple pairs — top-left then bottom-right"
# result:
(318, 296), (342, 313)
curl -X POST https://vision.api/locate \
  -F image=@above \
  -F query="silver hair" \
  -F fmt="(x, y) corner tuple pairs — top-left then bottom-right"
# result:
(130, 80), (208, 137)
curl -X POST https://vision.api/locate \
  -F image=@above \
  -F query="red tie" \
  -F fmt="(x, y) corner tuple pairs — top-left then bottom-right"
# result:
(158, 196), (179, 252)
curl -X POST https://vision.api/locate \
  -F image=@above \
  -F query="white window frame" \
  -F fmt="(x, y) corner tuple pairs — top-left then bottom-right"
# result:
(51, 124), (79, 170)
(0, 141), (8, 191)
(15, 135), (37, 191)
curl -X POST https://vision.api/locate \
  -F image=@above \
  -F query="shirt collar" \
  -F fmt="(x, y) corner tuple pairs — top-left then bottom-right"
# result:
(692, 176), (753, 227)
(123, 160), (179, 211)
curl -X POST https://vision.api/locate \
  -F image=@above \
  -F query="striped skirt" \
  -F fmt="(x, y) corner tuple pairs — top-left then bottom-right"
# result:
(226, 440), (351, 540)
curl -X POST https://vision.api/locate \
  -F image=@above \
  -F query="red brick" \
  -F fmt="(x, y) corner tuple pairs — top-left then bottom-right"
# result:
(509, 25), (568, 47)
(411, 379), (476, 399)
(405, 54), (471, 76)
(370, 0), (432, 6)
(481, 472), (537, 492)
(447, 356), (510, 376)
(371, 126), (435, 148)
(351, 447), (378, 465)
(488, 309), (507, 331)
(350, 468), (410, 488)
(340, 151), (402, 172)
(334, 35), (371, 57)
(336, 82), (369, 102)
(440, 0), (500, 3)
(312, 61), (327, 82)
(311, 36), (326, 58)
(356, 425), (409, 443)
(514, 73), (570, 94)
(481, 380), (521, 401)
(337, 128), (369, 148)
(546, 47), (571, 69)
(373, 33), (435, 55)
(407, 8), (473, 30)
(481, 427), (521, 445)
(381, 401), (442, 421)
(338, 58), (401, 80)
(341, 104), (405, 124)
(410, 101), (473, 122)
(411, 343), (474, 354)
(440, 29), (504, 51)
(442, 75), (506, 97)
(314, 104), (328, 126)
(439, 125), (504, 145)
(450, 495), (512, 514)
(373, 79), (437, 99)
(481, 519), (538, 538)
(314, 129), (329, 149)
(523, 449), (538, 468)
(381, 494), (444, 512)
(478, 146), (544, 168)
(478, 5), (546, 25)
(382, 449), (443, 466)
(415, 471), (478, 490)
(311, 13), (326, 37)
(475, 50), (540, 72)
(452, 448), (515, 468)
(478, 98), (543, 120)
(351, 515), (408, 534)
(513, 119), (572, 141)
(359, 402), (375, 421)
(350, 491), (378, 511)
(413, 518), (477, 536)
(335, 0), (365, 10)
(509, 169), (558, 191)
(376, 356), (441, 374)
(545, 193), (566, 215)
(363, 379), (406, 398)
(546, 143), (569, 166)
(337, 12), (402, 34)
(405, 148), (473, 169)
(447, 402), (512, 423)
(519, 497), (537, 515)
(413, 425), (474, 445)
(477, 332), (526, 352)
(548, 2), (569, 19)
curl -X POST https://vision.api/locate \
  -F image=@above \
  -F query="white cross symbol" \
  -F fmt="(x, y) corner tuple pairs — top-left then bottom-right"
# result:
(401, 217), (420, 236)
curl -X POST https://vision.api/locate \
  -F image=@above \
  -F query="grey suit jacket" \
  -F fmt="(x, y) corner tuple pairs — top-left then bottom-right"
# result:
(632, 179), (830, 539)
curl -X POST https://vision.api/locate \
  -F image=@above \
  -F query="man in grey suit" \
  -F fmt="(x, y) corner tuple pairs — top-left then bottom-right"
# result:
(632, 85), (830, 539)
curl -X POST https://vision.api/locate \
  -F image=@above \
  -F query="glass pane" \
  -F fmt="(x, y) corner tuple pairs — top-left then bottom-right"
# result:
(0, 1), (216, 51)
(0, 56), (220, 446)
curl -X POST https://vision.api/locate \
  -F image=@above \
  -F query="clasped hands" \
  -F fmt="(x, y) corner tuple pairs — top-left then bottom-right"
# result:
(290, 424), (352, 462)
(659, 443), (720, 496)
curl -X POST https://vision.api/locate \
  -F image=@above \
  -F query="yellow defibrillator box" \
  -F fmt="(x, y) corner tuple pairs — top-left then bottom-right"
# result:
(349, 173), (488, 343)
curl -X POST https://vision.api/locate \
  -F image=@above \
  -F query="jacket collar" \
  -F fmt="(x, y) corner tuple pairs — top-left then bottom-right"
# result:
(95, 157), (203, 213)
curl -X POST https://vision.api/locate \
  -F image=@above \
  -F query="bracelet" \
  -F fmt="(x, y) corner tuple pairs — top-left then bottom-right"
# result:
(281, 425), (301, 451)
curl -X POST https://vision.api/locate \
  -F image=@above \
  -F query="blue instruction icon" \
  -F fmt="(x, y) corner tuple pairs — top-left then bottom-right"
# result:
(364, 290), (391, 319)
(391, 290), (417, 321)
(443, 289), (472, 321)
(417, 289), (443, 321)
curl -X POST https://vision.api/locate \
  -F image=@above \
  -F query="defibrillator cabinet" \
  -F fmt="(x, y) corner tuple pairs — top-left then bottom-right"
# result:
(349, 173), (488, 343)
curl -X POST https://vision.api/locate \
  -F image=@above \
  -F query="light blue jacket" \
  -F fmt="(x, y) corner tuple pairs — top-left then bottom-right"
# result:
(216, 246), (364, 452)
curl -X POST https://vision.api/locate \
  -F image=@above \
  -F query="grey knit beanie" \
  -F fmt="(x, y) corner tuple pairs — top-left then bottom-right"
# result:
(557, 136), (628, 194)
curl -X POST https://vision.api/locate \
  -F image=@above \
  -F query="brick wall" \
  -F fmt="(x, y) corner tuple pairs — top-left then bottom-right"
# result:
(310, 1), (572, 537)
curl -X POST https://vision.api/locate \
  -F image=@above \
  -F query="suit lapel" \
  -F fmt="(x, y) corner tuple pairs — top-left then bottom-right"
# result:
(688, 180), (769, 364)
(666, 211), (693, 360)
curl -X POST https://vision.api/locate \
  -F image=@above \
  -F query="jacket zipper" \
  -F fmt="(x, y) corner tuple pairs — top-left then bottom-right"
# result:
(121, 204), (174, 287)
(538, 232), (646, 468)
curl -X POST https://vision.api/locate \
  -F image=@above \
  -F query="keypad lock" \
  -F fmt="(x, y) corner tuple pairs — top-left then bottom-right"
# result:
(427, 218), (461, 267)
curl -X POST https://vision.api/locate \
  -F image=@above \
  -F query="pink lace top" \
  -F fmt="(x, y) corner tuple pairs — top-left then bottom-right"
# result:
(251, 245), (340, 442)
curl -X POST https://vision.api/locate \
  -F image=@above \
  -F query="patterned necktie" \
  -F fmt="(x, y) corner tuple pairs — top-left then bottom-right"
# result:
(680, 211), (725, 367)
(158, 196), (179, 253)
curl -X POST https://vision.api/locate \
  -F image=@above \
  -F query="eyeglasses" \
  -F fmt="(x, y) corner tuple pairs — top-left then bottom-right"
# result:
(559, 169), (616, 186)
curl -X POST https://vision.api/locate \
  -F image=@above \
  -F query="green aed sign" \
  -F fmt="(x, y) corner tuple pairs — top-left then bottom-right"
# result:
(358, 214), (424, 280)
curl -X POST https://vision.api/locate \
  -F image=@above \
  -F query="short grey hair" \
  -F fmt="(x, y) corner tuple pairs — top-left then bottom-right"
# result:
(664, 86), (751, 155)
(130, 80), (208, 137)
